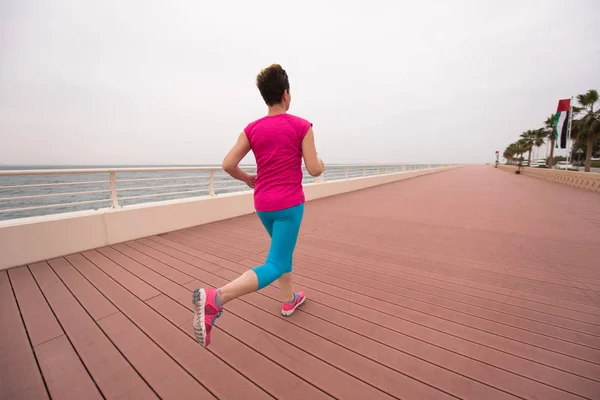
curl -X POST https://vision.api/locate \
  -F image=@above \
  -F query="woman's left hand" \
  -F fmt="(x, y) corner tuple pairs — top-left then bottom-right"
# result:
(245, 174), (256, 188)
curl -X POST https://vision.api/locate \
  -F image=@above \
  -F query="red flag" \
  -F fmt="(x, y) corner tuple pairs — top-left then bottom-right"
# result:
(556, 99), (571, 112)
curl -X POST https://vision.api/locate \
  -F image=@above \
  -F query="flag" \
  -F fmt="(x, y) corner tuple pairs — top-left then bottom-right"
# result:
(553, 98), (571, 149)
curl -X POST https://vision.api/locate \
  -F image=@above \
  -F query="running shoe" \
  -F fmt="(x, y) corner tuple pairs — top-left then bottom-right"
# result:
(281, 291), (306, 316)
(192, 288), (223, 347)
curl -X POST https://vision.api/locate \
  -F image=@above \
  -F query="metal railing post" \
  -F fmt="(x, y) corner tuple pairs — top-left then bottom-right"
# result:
(345, 167), (349, 180)
(109, 171), (119, 208)
(209, 169), (215, 196)
(363, 167), (367, 177)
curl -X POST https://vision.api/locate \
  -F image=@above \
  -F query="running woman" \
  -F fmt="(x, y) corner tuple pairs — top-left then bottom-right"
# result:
(192, 64), (325, 347)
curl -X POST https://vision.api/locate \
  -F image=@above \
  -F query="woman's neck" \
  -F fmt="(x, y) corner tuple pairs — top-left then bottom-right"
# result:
(267, 104), (286, 116)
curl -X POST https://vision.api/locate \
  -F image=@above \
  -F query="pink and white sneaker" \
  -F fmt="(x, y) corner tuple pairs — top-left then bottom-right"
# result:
(281, 291), (306, 316)
(192, 288), (223, 348)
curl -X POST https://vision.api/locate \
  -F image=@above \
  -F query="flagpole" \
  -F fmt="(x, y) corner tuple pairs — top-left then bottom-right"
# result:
(566, 96), (574, 166)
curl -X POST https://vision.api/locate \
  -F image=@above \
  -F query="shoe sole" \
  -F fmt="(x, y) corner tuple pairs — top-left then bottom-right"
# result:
(192, 288), (207, 347)
(281, 295), (306, 316)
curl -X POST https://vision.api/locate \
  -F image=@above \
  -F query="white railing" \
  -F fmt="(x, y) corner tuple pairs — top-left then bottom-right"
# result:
(0, 164), (449, 220)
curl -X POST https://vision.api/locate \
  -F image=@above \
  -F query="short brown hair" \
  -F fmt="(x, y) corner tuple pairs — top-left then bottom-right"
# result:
(255, 64), (290, 106)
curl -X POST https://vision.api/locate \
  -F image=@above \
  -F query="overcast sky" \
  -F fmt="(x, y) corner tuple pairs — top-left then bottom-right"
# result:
(1, 0), (598, 166)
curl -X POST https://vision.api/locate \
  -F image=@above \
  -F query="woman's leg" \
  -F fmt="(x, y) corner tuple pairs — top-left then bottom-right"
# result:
(217, 211), (275, 304)
(250, 204), (303, 290)
(193, 203), (304, 347)
(278, 273), (294, 303)
(218, 270), (258, 304)
(257, 211), (295, 303)
(221, 204), (303, 303)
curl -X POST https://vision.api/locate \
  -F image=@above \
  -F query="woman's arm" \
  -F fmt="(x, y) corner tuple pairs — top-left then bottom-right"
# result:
(222, 132), (256, 188)
(302, 127), (325, 177)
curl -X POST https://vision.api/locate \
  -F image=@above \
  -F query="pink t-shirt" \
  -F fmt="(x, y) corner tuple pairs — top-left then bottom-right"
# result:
(244, 113), (312, 212)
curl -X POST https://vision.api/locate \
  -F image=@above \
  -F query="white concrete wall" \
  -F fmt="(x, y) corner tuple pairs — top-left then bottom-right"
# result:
(0, 167), (456, 270)
(498, 165), (600, 193)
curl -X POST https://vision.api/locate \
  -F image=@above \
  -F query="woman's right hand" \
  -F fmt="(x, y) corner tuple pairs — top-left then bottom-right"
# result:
(302, 128), (325, 177)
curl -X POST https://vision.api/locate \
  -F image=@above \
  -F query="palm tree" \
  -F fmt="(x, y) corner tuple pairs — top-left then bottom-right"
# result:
(519, 130), (536, 165)
(571, 89), (600, 172)
(533, 128), (546, 161)
(510, 141), (527, 173)
(504, 142), (523, 165)
(543, 115), (556, 167)
(503, 144), (517, 164)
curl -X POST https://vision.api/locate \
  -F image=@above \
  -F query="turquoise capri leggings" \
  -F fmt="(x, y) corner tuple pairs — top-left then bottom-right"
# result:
(252, 203), (304, 290)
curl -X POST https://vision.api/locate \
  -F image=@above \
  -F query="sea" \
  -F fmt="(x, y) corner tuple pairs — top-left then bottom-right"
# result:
(0, 164), (423, 221)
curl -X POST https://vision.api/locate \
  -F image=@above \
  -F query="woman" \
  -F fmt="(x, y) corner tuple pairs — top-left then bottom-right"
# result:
(192, 64), (325, 348)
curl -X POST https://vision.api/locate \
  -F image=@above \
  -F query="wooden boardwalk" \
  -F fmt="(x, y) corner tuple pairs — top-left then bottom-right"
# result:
(2, 166), (600, 400)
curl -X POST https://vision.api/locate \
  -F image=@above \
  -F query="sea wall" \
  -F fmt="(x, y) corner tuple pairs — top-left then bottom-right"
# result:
(498, 165), (600, 193)
(0, 166), (458, 270)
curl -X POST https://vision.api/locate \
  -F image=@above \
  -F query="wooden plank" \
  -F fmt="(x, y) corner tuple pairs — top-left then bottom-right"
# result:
(125, 238), (502, 399)
(177, 227), (600, 329)
(9, 265), (102, 399)
(179, 219), (600, 328)
(112, 243), (196, 285)
(125, 240), (220, 284)
(46, 257), (214, 399)
(146, 290), (338, 400)
(28, 262), (157, 400)
(0, 271), (49, 400)
(200, 172), (599, 284)
(82, 250), (160, 301)
(8, 266), (63, 347)
(266, 254), (600, 362)
(47, 257), (118, 321)
(34, 336), (103, 400)
(240, 288), (600, 398)
(243, 253), (600, 349)
(296, 236), (597, 304)
(98, 312), (216, 399)
(186, 226), (600, 328)
(165, 233), (600, 365)
(96, 245), (390, 399)
(184, 218), (597, 305)
(244, 258), (600, 399)
(65, 253), (271, 400)
(193, 256), (593, 400)
(301, 228), (599, 281)
(137, 238), (524, 398)
(221, 295), (487, 400)
(148, 231), (598, 399)
(291, 244), (600, 323)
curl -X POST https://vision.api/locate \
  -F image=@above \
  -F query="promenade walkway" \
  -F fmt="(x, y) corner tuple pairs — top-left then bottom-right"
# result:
(2, 166), (600, 400)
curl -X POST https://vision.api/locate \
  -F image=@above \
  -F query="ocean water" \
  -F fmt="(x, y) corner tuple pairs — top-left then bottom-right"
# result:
(0, 164), (431, 221)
